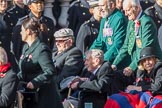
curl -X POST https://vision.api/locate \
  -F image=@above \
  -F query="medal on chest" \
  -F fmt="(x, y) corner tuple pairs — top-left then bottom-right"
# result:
(107, 37), (113, 45)
(103, 27), (113, 37)
(135, 20), (141, 48)
(103, 19), (113, 37)
(20, 54), (33, 62)
(136, 36), (142, 48)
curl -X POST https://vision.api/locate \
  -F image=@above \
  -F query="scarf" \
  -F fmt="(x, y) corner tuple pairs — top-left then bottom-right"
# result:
(0, 63), (11, 78)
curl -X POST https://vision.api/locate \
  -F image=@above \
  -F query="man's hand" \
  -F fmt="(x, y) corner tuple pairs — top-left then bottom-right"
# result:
(123, 67), (133, 76)
(26, 82), (34, 89)
(111, 65), (117, 71)
(70, 82), (79, 89)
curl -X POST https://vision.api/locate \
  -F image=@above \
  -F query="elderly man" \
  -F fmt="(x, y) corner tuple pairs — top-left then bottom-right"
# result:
(53, 28), (84, 100)
(63, 49), (114, 108)
(90, 0), (127, 63)
(112, 0), (162, 79)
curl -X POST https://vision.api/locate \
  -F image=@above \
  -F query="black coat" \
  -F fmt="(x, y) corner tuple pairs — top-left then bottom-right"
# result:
(136, 62), (162, 95)
(53, 46), (84, 86)
(76, 62), (114, 108)
(140, 0), (155, 10)
(12, 12), (55, 61)
(78, 62), (114, 93)
(18, 38), (63, 108)
(76, 16), (100, 54)
(0, 68), (18, 108)
(0, 13), (10, 55)
(68, 0), (91, 37)
(145, 3), (162, 29)
(4, 4), (29, 34)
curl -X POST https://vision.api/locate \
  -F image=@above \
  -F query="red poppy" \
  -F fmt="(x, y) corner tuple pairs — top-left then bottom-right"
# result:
(135, 20), (140, 27)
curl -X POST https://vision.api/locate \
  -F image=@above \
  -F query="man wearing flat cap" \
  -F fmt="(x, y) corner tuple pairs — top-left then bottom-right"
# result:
(11, 0), (55, 71)
(52, 28), (84, 100)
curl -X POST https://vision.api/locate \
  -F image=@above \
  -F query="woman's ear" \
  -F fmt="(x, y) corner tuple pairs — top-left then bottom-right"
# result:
(26, 29), (32, 35)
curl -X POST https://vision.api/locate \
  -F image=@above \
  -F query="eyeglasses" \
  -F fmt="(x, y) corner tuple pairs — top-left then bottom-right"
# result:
(55, 39), (69, 43)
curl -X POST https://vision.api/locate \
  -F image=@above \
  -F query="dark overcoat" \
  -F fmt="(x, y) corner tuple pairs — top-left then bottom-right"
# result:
(18, 38), (63, 108)
(76, 16), (100, 54)
(0, 68), (18, 108)
(68, 0), (91, 37)
(53, 46), (84, 85)
(136, 62), (162, 95)
(12, 12), (55, 61)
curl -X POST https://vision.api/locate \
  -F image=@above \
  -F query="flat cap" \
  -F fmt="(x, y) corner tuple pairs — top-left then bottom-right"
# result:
(23, 0), (44, 5)
(54, 28), (74, 38)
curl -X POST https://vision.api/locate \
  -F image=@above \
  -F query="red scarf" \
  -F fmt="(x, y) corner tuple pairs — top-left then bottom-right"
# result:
(0, 63), (11, 78)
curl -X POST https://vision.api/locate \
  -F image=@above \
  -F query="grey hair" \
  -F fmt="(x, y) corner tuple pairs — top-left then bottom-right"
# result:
(0, 47), (8, 65)
(86, 49), (104, 63)
(123, 0), (141, 9)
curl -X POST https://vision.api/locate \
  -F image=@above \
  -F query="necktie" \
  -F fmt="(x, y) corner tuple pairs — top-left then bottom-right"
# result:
(128, 22), (135, 55)
(89, 74), (95, 80)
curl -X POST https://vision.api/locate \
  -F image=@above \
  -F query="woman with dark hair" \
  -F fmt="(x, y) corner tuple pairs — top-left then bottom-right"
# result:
(17, 18), (63, 108)
(104, 47), (162, 108)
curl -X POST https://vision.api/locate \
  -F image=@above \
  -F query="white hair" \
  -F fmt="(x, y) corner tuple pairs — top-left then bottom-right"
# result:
(0, 47), (8, 65)
(86, 49), (104, 63)
(123, 0), (141, 9)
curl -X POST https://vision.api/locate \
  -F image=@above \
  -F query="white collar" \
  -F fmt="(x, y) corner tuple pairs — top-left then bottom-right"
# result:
(135, 10), (142, 21)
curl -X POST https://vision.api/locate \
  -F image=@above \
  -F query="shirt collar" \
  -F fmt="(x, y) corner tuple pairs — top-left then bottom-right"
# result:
(92, 66), (100, 75)
(135, 10), (142, 21)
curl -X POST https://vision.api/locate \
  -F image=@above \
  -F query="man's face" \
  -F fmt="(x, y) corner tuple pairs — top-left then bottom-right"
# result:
(84, 54), (98, 72)
(28, 1), (44, 14)
(0, 0), (7, 13)
(123, 2), (137, 20)
(98, 0), (114, 18)
(55, 37), (71, 53)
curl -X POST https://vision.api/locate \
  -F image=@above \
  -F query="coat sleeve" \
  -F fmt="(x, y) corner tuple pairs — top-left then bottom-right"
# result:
(0, 71), (18, 107)
(31, 46), (56, 88)
(112, 22), (131, 66)
(90, 18), (105, 50)
(55, 48), (84, 84)
(78, 62), (113, 92)
(142, 67), (162, 93)
(76, 23), (91, 53)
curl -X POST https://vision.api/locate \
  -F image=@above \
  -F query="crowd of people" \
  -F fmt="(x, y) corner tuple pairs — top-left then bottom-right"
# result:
(0, 0), (162, 107)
